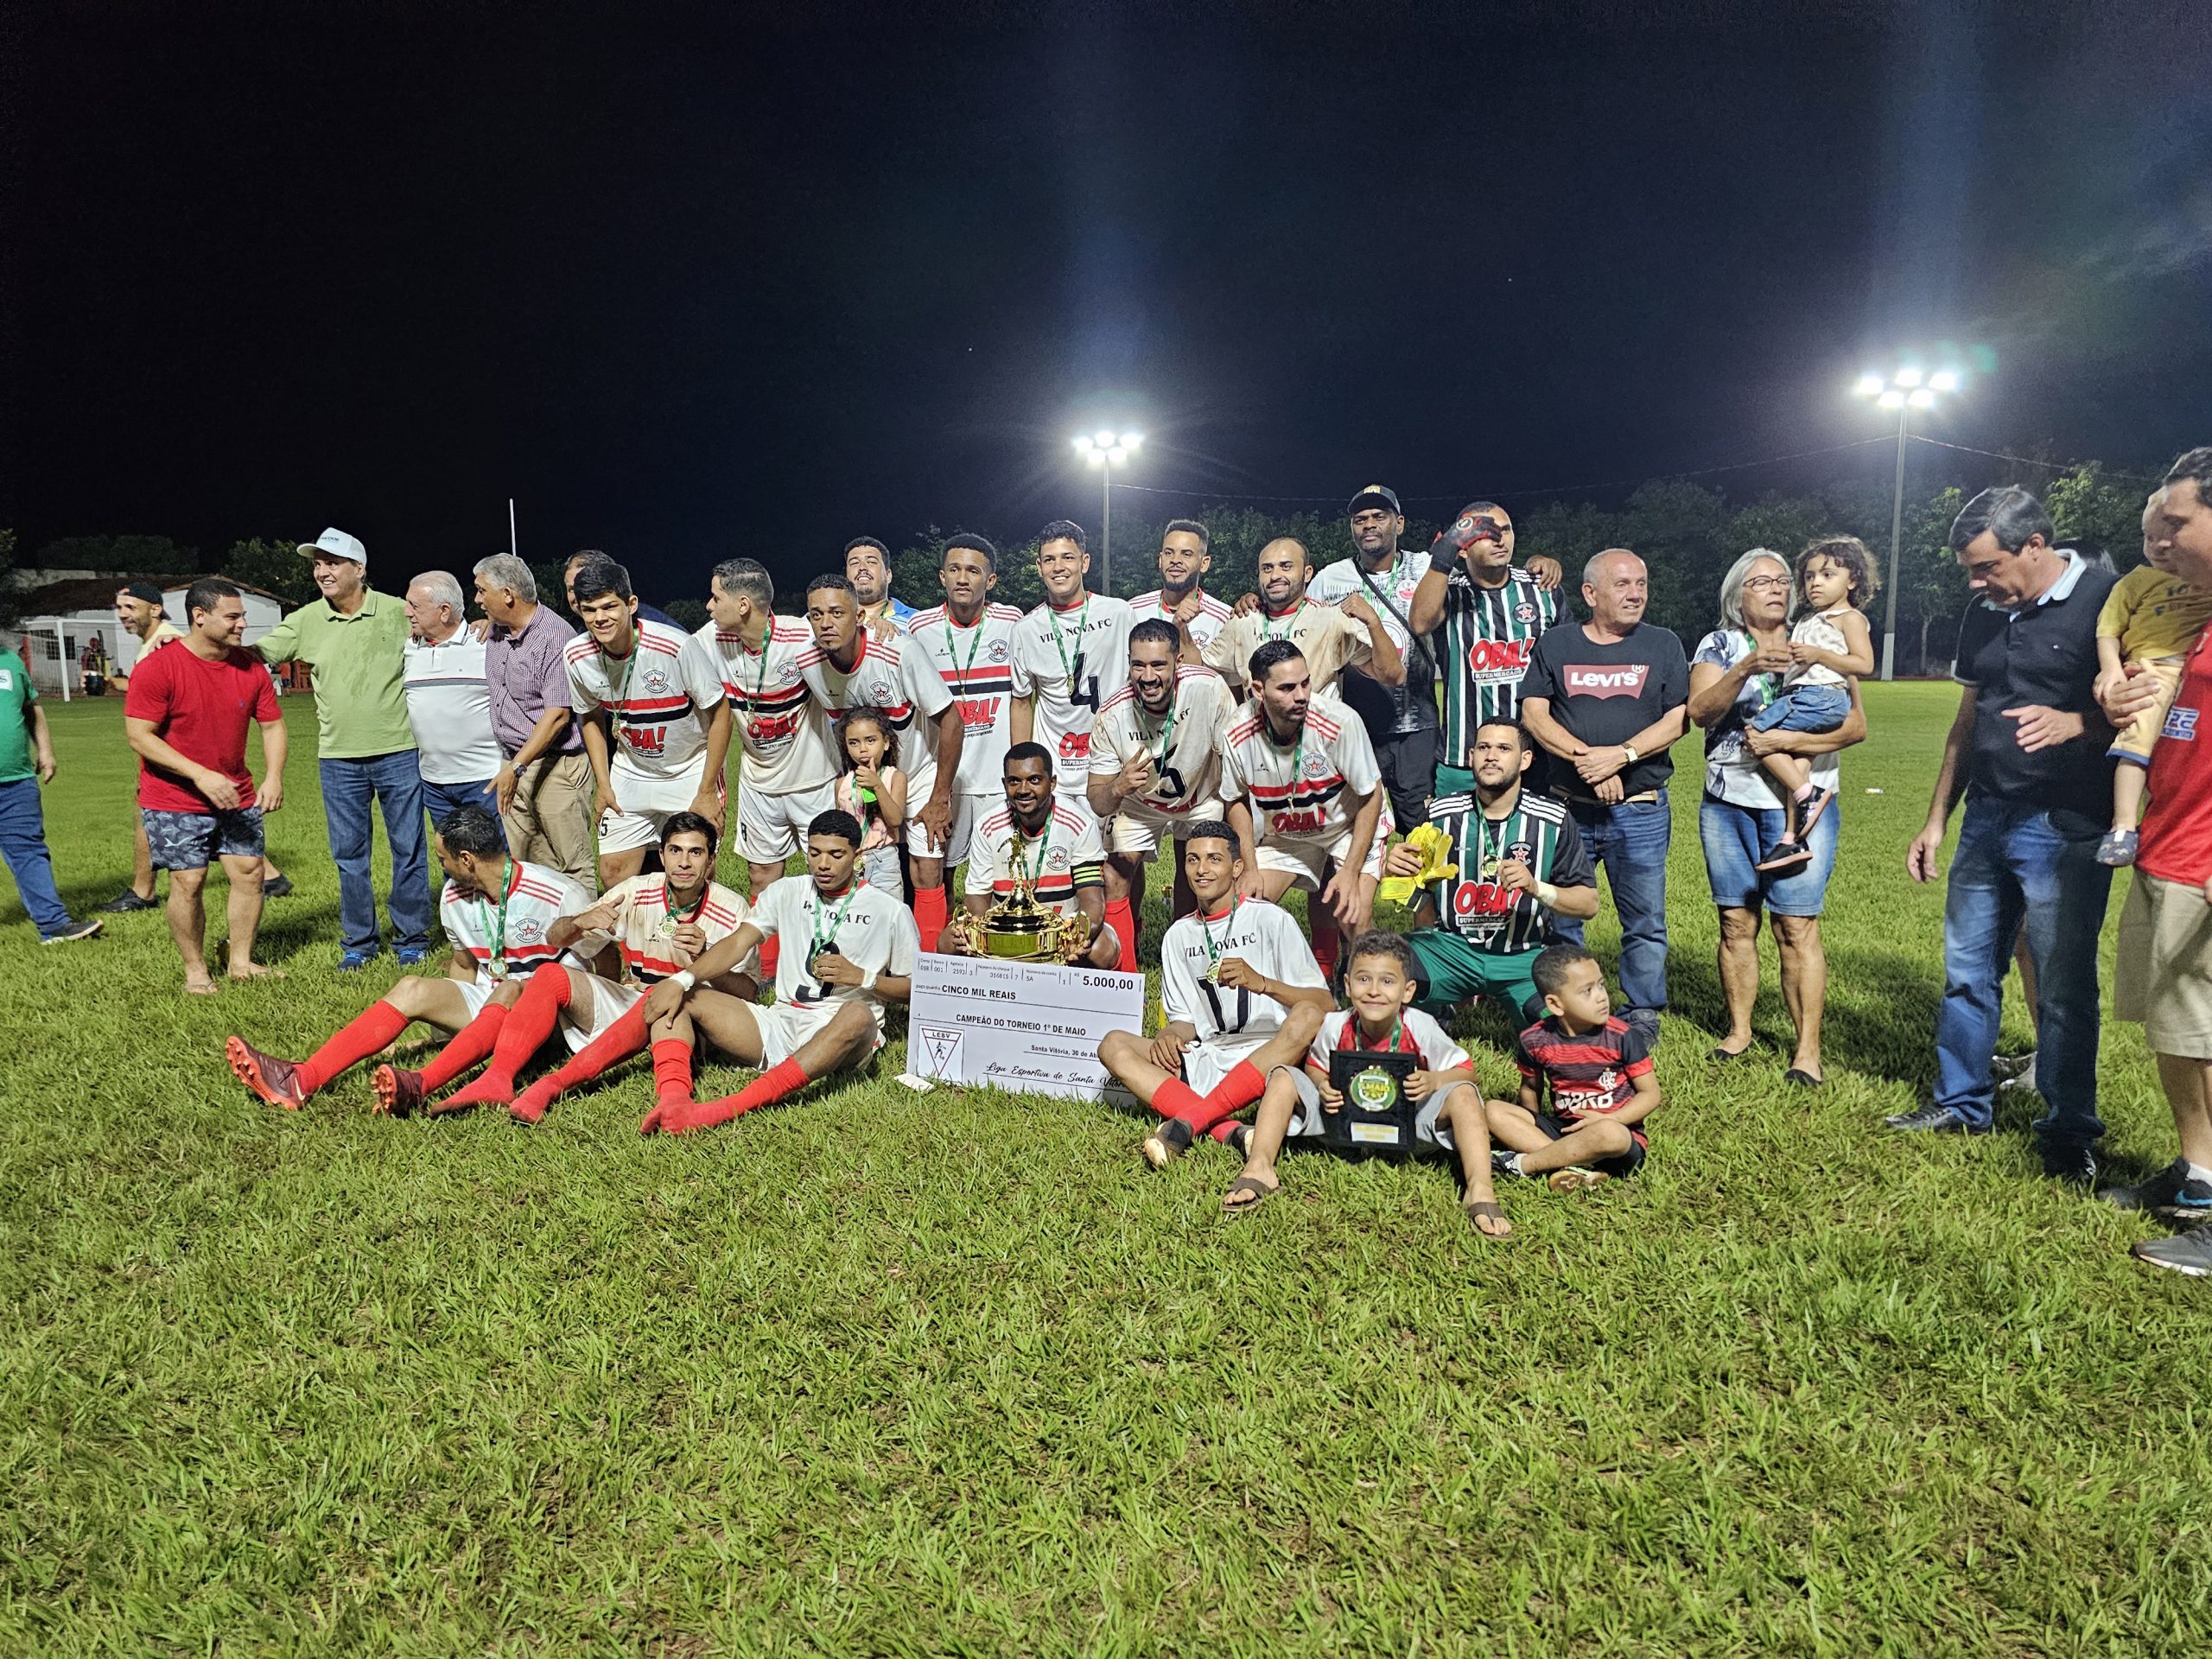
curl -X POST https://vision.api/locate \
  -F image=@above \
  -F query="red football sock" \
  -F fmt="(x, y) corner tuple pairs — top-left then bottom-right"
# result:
(1312, 923), (1340, 983)
(512, 1005), (649, 1122)
(652, 1039), (695, 1103)
(414, 1003), (510, 1092)
(1192, 1060), (1267, 1132)
(757, 936), (779, 983)
(1104, 897), (1139, 971)
(443, 968), (570, 1106)
(913, 883), (949, 952)
(673, 1056), (810, 1133)
(1153, 1077), (1207, 1128)
(296, 1000), (411, 1096)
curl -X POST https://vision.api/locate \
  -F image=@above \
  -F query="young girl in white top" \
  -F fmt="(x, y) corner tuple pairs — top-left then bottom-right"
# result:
(1751, 537), (1877, 872)
(834, 707), (908, 900)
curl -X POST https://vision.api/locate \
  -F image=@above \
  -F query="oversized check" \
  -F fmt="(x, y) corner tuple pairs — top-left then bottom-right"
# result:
(907, 954), (1145, 1104)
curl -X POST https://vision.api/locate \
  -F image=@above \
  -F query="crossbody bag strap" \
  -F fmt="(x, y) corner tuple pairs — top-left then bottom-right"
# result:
(1357, 561), (1433, 678)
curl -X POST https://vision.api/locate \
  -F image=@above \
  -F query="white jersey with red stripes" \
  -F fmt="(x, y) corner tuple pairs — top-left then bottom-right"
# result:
(1218, 695), (1381, 844)
(1086, 665), (1235, 818)
(565, 619), (728, 785)
(798, 629), (954, 791)
(904, 602), (1032, 794)
(575, 873), (760, 987)
(1014, 593), (1134, 791)
(1160, 897), (1326, 1045)
(964, 798), (1105, 918)
(440, 860), (599, 984)
(697, 617), (835, 794)
(1128, 587), (1234, 653)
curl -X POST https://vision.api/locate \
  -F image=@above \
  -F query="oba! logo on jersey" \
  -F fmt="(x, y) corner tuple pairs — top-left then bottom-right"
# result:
(1562, 664), (1650, 699)
(1469, 638), (1534, 683)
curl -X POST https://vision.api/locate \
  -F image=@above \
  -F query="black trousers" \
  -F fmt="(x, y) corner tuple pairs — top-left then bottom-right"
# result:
(1375, 725), (1440, 833)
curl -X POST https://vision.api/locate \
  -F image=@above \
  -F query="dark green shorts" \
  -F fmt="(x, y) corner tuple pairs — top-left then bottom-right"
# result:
(1407, 929), (1545, 1026)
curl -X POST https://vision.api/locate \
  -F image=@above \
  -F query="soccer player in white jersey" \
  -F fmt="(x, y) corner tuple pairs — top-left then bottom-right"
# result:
(563, 554), (732, 889)
(1224, 930), (1507, 1236)
(490, 812), (759, 1123)
(1012, 521), (1132, 824)
(700, 556), (834, 979)
(1097, 821), (1332, 1169)
(905, 534), (1033, 889)
(1221, 639), (1389, 983)
(1086, 619), (1237, 968)
(797, 573), (963, 950)
(944, 743), (1122, 968)
(224, 805), (614, 1113)
(1207, 536), (1402, 703)
(635, 810), (920, 1134)
(1128, 519), (1233, 666)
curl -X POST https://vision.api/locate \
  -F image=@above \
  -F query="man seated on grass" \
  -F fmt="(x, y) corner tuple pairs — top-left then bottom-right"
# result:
(1486, 943), (1662, 1192)
(226, 805), (611, 1112)
(1223, 931), (1508, 1236)
(458, 811), (758, 1123)
(633, 810), (920, 1134)
(1096, 819), (1333, 1170)
(942, 742), (1122, 968)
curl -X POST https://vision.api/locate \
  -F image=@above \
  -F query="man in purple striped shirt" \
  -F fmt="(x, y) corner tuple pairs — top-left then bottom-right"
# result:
(474, 554), (595, 887)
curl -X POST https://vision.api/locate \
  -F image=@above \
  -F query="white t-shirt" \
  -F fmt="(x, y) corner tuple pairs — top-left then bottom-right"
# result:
(1086, 666), (1236, 817)
(565, 619), (728, 785)
(1014, 594), (1135, 791)
(403, 632), (504, 785)
(1310, 1007), (1470, 1073)
(965, 798), (1105, 918)
(1128, 588), (1234, 653)
(439, 860), (599, 984)
(904, 603), (1032, 794)
(698, 616), (837, 794)
(571, 873), (759, 987)
(1202, 600), (1374, 697)
(799, 631), (954, 793)
(751, 877), (920, 1025)
(1218, 696), (1382, 844)
(1160, 897), (1326, 1045)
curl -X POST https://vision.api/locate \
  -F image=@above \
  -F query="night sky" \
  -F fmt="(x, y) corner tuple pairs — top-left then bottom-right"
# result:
(9, 1), (2211, 599)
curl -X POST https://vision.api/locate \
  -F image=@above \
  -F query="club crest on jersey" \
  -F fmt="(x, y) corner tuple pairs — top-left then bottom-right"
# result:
(1303, 751), (1332, 778)
(512, 918), (547, 944)
(644, 667), (673, 695)
(1597, 1069), (1618, 1091)
(1508, 840), (1534, 862)
(1516, 603), (1537, 622)
(868, 680), (895, 702)
(1046, 847), (1071, 869)
(776, 662), (801, 684)
(988, 640), (1010, 662)
(2164, 704), (2200, 742)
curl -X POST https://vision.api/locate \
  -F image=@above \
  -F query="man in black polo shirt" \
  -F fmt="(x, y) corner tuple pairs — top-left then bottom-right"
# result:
(1517, 548), (1690, 1027)
(1897, 486), (2119, 1184)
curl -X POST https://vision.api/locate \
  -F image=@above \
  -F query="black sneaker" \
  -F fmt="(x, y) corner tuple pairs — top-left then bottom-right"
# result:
(2132, 1229), (2212, 1278)
(2167, 1173), (2212, 1225)
(2042, 1143), (2098, 1190)
(2102, 1159), (2189, 1214)
(1885, 1104), (1985, 1135)
(263, 874), (294, 899)
(99, 887), (157, 913)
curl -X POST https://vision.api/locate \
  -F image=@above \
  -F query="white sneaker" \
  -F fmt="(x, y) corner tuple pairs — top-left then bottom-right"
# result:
(1999, 1056), (2038, 1094)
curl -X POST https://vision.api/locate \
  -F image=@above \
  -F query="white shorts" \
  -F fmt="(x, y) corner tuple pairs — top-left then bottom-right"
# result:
(461, 966), (639, 1055)
(747, 995), (887, 1070)
(599, 762), (715, 856)
(1256, 822), (1386, 892)
(906, 789), (996, 864)
(1181, 1030), (1276, 1097)
(1272, 1063), (1479, 1148)
(736, 778), (839, 865)
(1107, 798), (1224, 859)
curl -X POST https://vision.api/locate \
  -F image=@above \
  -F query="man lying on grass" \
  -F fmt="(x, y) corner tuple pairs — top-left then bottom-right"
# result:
(1223, 930), (1509, 1236)
(633, 809), (920, 1135)
(225, 804), (616, 1112)
(1097, 819), (1333, 1169)
(1487, 943), (1662, 1192)
(439, 810), (759, 1122)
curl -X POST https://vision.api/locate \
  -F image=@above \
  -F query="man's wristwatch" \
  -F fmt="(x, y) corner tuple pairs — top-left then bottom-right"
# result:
(859, 966), (880, 992)
(1621, 744), (1640, 766)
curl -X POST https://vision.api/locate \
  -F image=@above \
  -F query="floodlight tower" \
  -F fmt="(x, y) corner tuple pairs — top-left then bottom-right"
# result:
(1071, 429), (1141, 591)
(1854, 364), (1961, 680)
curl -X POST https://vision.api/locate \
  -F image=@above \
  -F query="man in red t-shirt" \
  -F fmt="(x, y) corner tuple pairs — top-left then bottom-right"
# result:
(123, 578), (289, 993)
(2104, 448), (2212, 1277)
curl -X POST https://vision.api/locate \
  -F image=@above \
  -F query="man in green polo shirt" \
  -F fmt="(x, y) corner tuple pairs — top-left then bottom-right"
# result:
(257, 528), (431, 969)
(0, 643), (102, 944)
(1383, 720), (1599, 1025)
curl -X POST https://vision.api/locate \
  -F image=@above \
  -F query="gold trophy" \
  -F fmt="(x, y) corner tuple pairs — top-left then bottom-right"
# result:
(943, 843), (1090, 963)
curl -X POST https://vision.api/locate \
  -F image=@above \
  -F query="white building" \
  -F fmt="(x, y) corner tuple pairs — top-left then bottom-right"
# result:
(10, 575), (288, 696)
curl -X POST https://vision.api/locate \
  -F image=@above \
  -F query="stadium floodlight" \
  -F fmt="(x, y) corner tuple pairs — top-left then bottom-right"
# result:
(1853, 359), (1967, 679)
(1071, 425), (1144, 588)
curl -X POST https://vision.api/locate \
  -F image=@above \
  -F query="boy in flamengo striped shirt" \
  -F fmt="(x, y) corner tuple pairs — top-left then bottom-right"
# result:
(1487, 943), (1662, 1192)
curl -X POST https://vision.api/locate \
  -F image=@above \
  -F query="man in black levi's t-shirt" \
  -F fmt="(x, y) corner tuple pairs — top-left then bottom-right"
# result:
(1516, 549), (1690, 1026)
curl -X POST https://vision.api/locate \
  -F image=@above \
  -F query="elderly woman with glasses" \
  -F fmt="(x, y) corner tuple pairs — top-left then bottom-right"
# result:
(1686, 546), (1869, 1085)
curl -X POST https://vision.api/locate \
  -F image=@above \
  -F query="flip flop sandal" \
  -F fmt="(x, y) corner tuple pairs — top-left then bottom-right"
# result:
(1548, 1167), (1611, 1194)
(1753, 842), (1814, 873)
(1462, 1199), (1512, 1238)
(1708, 1042), (1755, 1062)
(1222, 1174), (1280, 1213)
(1142, 1118), (1193, 1169)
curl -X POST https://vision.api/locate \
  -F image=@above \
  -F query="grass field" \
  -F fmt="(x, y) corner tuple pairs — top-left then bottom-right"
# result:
(3, 683), (2209, 1656)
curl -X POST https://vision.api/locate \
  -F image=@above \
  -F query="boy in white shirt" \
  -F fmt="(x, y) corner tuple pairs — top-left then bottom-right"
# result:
(1096, 821), (1333, 1168)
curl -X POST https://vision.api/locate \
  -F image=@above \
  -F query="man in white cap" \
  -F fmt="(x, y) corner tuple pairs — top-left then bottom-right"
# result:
(257, 528), (433, 970)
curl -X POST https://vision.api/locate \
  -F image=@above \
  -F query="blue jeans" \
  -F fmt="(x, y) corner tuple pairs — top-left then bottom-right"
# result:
(0, 778), (75, 938)
(1549, 788), (1672, 1014)
(422, 777), (502, 847)
(1935, 797), (2112, 1147)
(321, 751), (431, 954)
(1748, 683), (1851, 735)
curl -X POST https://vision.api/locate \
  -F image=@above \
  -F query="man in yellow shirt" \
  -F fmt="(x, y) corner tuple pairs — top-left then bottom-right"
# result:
(2094, 489), (2212, 865)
